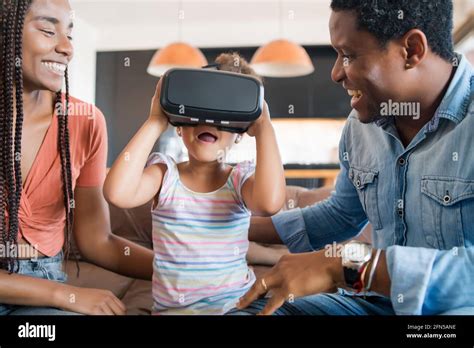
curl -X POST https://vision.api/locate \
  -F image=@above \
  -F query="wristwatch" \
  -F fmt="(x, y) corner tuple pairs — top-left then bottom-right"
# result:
(341, 241), (373, 290)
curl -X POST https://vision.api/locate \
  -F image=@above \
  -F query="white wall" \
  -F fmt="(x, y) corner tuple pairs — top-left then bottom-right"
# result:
(67, 17), (98, 104)
(70, 0), (332, 51)
(458, 35), (474, 55)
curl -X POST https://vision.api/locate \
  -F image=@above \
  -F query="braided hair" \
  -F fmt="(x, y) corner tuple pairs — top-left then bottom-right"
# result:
(0, 0), (75, 272)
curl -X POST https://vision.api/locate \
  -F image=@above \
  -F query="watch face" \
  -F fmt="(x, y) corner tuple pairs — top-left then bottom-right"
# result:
(343, 242), (371, 263)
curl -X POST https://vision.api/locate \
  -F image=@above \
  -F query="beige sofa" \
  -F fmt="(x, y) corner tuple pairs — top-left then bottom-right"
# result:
(65, 185), (371, 314)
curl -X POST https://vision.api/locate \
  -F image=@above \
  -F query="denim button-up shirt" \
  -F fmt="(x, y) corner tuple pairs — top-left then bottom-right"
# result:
(272, 53), (474, 315)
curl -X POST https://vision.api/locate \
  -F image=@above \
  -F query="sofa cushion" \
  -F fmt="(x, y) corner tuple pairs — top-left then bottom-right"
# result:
(109, 201), (153, 249)
(119, 280), (153, 315)
(65, 261), (134, 299)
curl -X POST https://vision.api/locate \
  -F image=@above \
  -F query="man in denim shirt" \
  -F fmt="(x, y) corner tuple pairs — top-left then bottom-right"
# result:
(233, 0), (474, 315)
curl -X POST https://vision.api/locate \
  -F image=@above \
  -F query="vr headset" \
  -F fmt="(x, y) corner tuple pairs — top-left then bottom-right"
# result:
(160, 68), (264, 133)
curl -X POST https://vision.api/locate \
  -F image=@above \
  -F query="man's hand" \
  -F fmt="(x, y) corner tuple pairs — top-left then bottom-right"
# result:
(236, 250), (344, 315)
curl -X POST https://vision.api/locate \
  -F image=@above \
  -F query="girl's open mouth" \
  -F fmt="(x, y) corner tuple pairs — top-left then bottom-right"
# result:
(197, 132), (218, 143)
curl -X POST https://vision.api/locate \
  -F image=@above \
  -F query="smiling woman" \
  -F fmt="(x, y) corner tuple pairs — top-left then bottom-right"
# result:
(1, 0), (75, 270)
(0, 0), (154, 315)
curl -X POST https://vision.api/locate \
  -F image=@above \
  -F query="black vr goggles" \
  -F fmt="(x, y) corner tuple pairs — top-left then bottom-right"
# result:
(160, 68), (264, 133)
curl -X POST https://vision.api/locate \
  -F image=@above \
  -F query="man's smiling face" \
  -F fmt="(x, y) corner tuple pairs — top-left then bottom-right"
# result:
(329, 10), (407, 124)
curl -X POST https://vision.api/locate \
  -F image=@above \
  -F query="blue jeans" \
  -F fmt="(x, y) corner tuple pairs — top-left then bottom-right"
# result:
(227, 288), (474, 315)
(0, 251), (81, 315)
(227, 289), (395, 315)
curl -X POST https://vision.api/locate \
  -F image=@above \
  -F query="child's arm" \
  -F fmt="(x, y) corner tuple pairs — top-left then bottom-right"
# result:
(246, 242), (290, 266)
(103, 79), (168, 209)
(241, 102), (286, 216)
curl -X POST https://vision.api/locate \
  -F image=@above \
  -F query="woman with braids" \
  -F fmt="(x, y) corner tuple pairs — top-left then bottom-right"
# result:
(0, 0), (154, 315)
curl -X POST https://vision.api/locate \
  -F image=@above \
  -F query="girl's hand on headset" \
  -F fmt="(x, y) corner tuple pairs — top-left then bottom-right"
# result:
(148, 78), (169, 131)
(247, 101), (272, 137)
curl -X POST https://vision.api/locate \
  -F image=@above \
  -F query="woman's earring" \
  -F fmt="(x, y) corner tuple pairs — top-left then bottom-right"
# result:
(177, 128), (182, 137)
(405, 63), (412, 69)
(235, 134), (242, 144)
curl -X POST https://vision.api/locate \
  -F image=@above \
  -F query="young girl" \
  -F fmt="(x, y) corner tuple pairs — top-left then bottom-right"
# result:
(104, 53), (286, 315)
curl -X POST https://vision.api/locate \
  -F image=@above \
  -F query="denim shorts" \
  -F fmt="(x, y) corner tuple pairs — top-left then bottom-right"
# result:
(0, 251), (80, 315)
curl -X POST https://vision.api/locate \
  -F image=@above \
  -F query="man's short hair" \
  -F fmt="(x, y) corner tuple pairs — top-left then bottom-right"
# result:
(330, 0), (454, 62)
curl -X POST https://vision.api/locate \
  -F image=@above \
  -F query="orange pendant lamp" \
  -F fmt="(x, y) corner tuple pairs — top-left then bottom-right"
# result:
(251, 0), (314, 78)
(251, 39), (314, 77)
(147, 1), (207, 77)
(147, 42), (208, 77)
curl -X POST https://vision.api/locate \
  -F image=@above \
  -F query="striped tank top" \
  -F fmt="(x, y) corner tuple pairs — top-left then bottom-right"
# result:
(145, 152), (256, 314)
